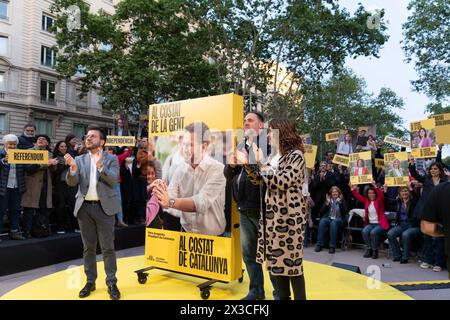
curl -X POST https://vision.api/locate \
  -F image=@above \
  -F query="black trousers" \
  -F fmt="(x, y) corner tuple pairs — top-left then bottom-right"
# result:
(270, 274), (306, 300)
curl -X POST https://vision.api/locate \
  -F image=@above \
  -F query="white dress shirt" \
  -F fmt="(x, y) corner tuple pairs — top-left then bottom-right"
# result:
(368, 202), (378, 224)
(85, 152), (100, 201)
(167, 154), (226, 236)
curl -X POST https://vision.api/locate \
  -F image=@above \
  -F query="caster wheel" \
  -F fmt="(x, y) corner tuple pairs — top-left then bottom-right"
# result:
(200, 289), (210, 300)
(137, 273), (148, 284)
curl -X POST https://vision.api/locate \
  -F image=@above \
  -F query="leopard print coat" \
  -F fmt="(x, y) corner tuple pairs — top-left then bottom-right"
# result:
(245, 149), (307, 276)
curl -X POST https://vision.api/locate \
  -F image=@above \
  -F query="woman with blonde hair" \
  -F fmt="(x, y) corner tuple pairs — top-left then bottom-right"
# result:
(315, 186), (348, 254)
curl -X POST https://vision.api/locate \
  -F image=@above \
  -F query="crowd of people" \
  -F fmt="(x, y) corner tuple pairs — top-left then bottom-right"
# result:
(0, 123), (158, 242)
(1, 114), (449, 301)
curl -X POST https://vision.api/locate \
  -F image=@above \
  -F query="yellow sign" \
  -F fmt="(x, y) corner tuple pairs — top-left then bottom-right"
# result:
(304, 144), (317, 169)
(145, 93), (243, 283)
(410, 118), (436, 159)
(149, 94), (243, 136)
(332, 154), (350, 167)
(325, 131), (340, 142)
(7, 149), (49, 164)
(374, 158), (384, 169)
(145, 229), (234, 282)
(349, 151), (373, 185)
(105, 136), (136, 147)
(384, 136), (410, 148)
(384, 152), (409, 186)
(429, 113), (450, 144)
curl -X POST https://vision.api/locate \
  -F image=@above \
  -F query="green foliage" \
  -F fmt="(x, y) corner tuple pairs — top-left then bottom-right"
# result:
(403, 0), (450, 102)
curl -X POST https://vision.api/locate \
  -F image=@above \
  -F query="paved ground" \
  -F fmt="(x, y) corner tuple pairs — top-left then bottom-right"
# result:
(0, 245), (449, 300)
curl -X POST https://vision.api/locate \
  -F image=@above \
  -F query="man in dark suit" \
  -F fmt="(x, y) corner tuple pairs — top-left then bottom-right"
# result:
(64, 127), (121, 300)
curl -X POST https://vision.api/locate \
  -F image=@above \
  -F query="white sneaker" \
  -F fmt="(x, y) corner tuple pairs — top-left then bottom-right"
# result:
(57, 230), (66, 235)
(432, 266), (442, 272)
(74, 229), (81, 233)
(420, 262), (432, 269)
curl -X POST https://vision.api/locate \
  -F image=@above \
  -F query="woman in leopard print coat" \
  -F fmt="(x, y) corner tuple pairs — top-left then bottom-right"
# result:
(243, 118), (307, 300)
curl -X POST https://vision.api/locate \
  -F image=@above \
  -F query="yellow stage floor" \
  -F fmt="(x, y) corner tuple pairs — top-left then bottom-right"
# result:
(1, 255), (411, 300)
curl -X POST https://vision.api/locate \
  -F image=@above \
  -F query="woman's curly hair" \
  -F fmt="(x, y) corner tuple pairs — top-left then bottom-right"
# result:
(269, 118), (305, 155)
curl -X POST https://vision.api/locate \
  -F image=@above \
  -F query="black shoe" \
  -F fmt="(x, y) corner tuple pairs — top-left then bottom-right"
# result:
(107, 284), (121, 300)
(372, 250), (379, 259)
(393, 256), (401, 262)
(400, 258), (408, 264)
(329, 247), (335, 254)
(314, 245), (322, 252)
(79, 283), (96, 298)
(363, 249), (373, 258)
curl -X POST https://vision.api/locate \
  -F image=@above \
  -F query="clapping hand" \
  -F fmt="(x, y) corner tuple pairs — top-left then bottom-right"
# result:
(64, 153), (77, 172)
(94, 149), (103, 170)
(236, 149), (249, 165)
(251, 143), (264, 164)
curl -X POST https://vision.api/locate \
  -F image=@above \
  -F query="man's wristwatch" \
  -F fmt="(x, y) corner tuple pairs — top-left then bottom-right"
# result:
(169, 198), (176, 208)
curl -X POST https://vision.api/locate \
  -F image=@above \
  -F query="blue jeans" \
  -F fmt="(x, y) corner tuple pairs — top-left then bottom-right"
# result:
(115, 183), (124, 223)
(362, 223), (386, 250)
(423, 235), (445, 267)
(387, 222), (411, 259)
(317, 216), (343, 248)
(0, 188), (22, 232)
(240, 211), (264, 297)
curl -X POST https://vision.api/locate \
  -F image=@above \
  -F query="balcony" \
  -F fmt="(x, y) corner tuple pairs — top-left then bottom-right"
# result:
(40, 97), (56, 106)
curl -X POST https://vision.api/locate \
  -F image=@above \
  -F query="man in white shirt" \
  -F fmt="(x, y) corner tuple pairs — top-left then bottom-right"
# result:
(151, 122), (227, 236)
(64, 127), (121, 300)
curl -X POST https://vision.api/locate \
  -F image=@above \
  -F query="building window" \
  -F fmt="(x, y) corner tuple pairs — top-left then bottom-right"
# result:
(0, 1), (8, 20)
(0, 35), (8, 56)
(73, 123), (87, 139)
(40, 80), (56, 104)
(0, 71), (5, 91)
(41, 46), (56, 67)
(42, 14), (55, 33)
(35, 118), (53, 136)
(0, 114), (6, 133)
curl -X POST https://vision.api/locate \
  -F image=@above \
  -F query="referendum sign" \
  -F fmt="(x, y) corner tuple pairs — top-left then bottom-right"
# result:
(384, 136), (410, 149)
(7, 149), (49, 164)
(105, 136), (136, 147)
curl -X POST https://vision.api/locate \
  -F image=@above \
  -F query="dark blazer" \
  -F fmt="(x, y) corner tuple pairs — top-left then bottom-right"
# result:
(319, 199), (349, 225)
(0, 149), (27, 196)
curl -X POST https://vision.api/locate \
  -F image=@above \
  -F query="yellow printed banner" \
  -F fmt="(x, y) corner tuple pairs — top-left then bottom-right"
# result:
(429, 113), (450, 144)
(304, 144), (317, 169)
(325, 131), (340, 142)
(410, 118), (437, 159)
(145, 229), (233, 282)
(384, 152), (409, 186)
(411, 147), (437, 159)
(332, 154), (349, 167)
(374, 158), (384, 169)
(7, 149), (49, 164)
(383, 136), (410, 148)
(349, 151), (373, 185)
(105, 136), (136, 147)
(149, 94), (243, 136)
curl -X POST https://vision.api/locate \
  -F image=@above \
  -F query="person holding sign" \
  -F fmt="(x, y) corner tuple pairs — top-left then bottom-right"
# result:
(351, 182), (389, 259)
(408, 158), (447, 272)
(21, 135), (58, 239)
(0, 134), (28, 241)
(150, 122), (227, 236)
(242, 119), (307, 300)
(64, 127), (121, 300)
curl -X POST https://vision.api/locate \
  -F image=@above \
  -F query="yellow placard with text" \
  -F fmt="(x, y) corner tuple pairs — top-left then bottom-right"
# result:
(384, 152), (409, 186)
(384, 136), (410, 149)
(429, 113), (450, 144)
(145, 93), (243, 283)
(349, 151), (373, 185)
(325, 131), (340, 141)
(105, 136), (136, 147)
(332, 154), (349, 167)
(7, 149), (49, 164)
(410, 118), (437, 159)
(374, 158), (384, 169)
(303, 144), (317, 169)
